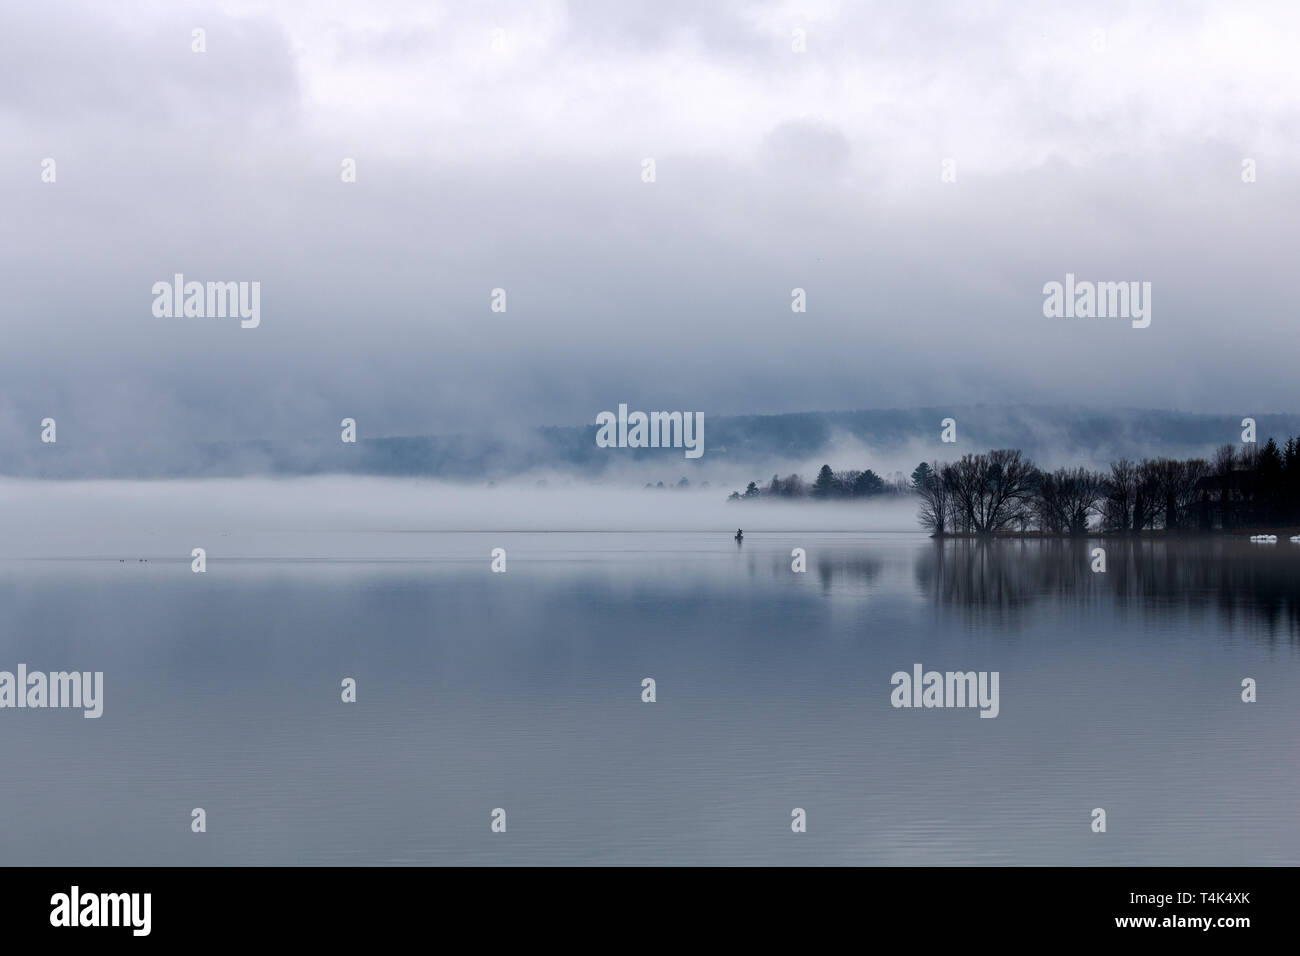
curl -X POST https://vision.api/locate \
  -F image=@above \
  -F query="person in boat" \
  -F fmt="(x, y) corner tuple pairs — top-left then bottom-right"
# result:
(734, 529), (743, 541)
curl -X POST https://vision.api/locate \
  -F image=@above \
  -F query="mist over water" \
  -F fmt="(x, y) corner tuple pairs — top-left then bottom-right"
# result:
(0, 478), (922, 557)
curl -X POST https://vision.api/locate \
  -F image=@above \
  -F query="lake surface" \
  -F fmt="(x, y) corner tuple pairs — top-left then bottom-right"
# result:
(1, 524), (1297, 865)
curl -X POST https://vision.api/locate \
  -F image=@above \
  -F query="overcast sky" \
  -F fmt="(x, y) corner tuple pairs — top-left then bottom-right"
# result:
(2, 0), (1298, 456)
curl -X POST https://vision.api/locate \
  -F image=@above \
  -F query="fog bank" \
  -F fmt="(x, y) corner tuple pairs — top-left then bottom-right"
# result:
(0, 477), (923, 557)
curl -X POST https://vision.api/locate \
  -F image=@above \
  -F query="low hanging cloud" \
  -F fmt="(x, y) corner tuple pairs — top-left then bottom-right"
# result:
(1, 0), (1297, 475)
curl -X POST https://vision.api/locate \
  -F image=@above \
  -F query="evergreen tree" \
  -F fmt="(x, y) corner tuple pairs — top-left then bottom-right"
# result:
(852, 469), (885, 497)
(811, 464), (836, 498)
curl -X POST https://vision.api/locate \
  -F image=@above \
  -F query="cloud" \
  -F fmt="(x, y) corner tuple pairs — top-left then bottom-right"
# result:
(1, 0), (1297, 470)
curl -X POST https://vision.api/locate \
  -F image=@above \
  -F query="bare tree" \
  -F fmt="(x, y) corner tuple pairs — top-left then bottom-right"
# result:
(1102, 458), (1136, 532)
(978, 450), (1039, 533)
(1179, 458), (1208, 527)
(944, 457), (981, 532)
(1065, 468), (1107, 533)
(1133, 459), (1161, 532)
(939, 463), (970, 533)
(915, 459), (950, 535)
(944, 450), (1038, 534)
(1036, 467), (1104, 533)
(1141, 457), (1207, 531)
(1148, 458), (1183, 530)
(1034, 469), (1068, 534)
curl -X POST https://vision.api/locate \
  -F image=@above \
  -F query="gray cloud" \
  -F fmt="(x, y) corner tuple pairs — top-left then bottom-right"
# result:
(1, 0), (1297, 471)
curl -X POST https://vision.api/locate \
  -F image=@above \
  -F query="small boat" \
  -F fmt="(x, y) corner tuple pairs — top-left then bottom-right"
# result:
(734, 529), (744, 542)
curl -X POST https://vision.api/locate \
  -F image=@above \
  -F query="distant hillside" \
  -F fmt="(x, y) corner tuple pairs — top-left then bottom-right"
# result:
(8, 406), (1300, 480)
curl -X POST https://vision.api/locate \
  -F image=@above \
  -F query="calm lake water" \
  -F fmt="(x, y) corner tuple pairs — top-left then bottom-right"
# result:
(1, 528), (1297, 865)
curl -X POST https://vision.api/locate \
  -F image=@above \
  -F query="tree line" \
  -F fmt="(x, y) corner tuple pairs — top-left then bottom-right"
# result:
(727, 465), (909, 501)
(912, 437), (1300, 535)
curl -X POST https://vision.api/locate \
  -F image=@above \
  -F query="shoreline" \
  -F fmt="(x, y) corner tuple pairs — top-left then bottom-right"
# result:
(930, 528), (1300, 539)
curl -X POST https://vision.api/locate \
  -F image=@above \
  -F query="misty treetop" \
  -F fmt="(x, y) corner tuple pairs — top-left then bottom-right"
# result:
(911, 437), (1300, 535)
(726, 465), (909, 501)
(643, 477), (707, 489)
